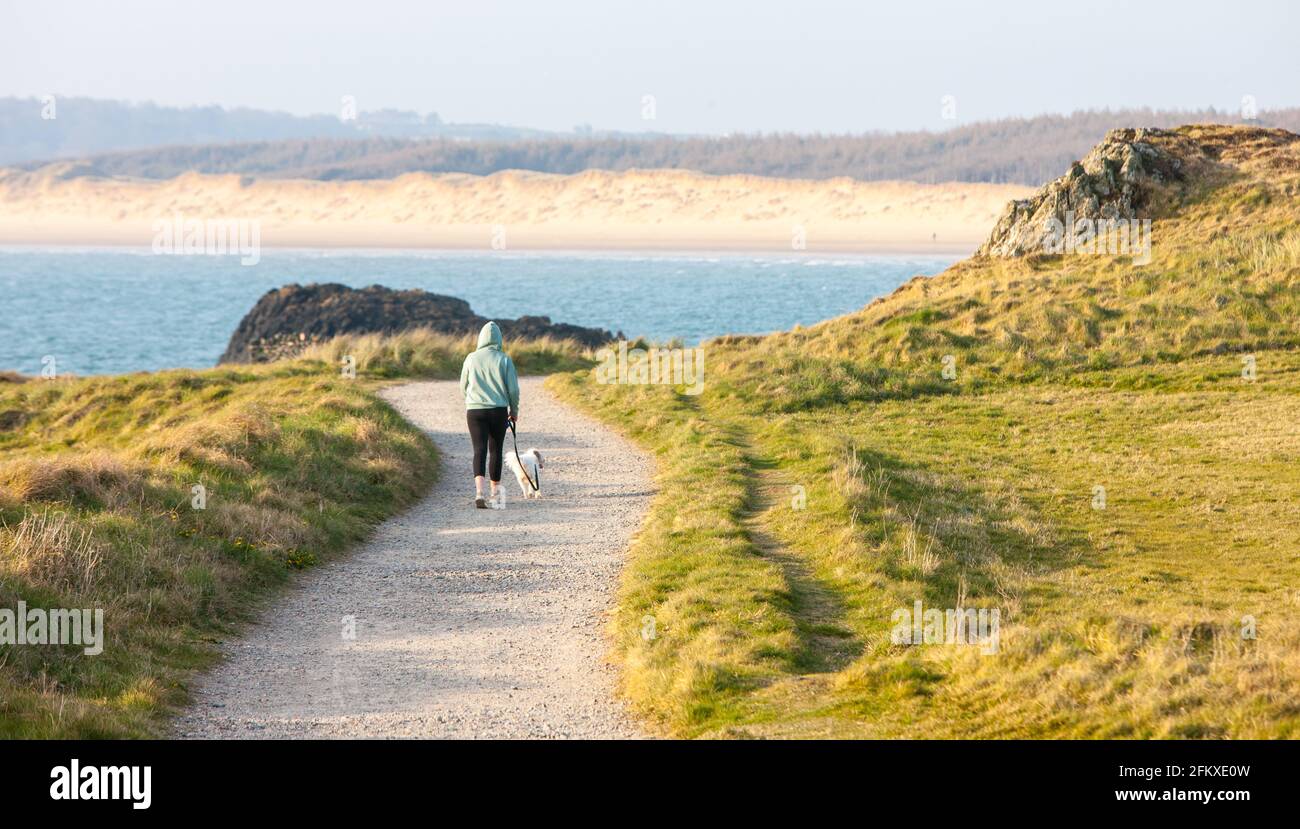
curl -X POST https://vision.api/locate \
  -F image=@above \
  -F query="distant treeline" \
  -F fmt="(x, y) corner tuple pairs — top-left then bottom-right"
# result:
(11, 100), (1300, 185)
(0, 96), (558, 167)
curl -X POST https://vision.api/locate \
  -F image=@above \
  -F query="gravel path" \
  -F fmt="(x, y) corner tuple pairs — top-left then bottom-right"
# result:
(175, 378), (650, 739)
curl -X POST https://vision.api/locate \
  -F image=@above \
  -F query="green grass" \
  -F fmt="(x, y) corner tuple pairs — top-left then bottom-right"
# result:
(296, 328), (594, 378)
(549, 125), (1300, 738)
(0, 331), (594, 737)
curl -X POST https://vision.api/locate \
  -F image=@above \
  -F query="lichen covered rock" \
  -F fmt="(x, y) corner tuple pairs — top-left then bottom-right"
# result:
(977, 127), (1215, 257)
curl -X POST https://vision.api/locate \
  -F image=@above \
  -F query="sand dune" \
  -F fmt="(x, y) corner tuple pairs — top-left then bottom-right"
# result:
(0, 164), (1032, 253)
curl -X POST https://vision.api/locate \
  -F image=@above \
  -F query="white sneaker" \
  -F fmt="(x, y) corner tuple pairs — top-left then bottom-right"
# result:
(490, 489), (506, 510)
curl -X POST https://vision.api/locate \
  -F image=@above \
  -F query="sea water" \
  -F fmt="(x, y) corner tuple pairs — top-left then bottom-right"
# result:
(0, 247), (955, 375)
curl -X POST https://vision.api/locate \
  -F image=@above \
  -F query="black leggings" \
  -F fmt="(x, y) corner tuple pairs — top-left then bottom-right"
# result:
(467, 407), (510, 481)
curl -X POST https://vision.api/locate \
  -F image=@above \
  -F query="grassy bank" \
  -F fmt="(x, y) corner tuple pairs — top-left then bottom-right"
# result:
(0, 332), (592, 737)
(549, 126), (1300, 738)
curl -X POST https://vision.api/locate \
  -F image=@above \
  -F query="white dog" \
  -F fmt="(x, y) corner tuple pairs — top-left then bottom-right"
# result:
(505, 447), (544, 499)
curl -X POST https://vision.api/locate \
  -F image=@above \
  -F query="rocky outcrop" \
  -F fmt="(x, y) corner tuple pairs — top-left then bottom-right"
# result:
(220, 283), (615, 363)
(977, 127), (1218, 257)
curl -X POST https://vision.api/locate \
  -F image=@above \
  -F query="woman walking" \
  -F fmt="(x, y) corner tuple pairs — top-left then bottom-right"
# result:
(459, 321), (520, 509)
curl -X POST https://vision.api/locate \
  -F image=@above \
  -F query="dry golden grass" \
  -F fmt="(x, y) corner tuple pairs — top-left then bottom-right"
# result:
(0, 362), (436, 737)
(1, 508), (105, 596)
(0, 451), (138, 506)
(297, 327), (594, 378)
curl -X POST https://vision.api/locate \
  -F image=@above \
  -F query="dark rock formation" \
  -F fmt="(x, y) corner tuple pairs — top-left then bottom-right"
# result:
(977, 127), (1219, 257)
(220, 283), (615, 363)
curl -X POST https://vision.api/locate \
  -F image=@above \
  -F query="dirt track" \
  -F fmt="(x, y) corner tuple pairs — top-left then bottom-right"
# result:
(175, 377), (649, 738)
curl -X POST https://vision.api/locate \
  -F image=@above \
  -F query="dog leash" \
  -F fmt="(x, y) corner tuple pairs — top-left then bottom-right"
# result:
(506, 419), (540, 492)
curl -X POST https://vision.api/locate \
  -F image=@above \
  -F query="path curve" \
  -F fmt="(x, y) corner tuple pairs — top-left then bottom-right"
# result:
(175, 377), (649, 738)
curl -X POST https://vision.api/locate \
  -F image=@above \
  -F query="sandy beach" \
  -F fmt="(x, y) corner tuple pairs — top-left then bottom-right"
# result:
(0, 165), (1030, 254)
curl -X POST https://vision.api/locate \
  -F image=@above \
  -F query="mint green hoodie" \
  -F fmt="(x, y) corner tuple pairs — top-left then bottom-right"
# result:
(460, 322), (520, 415)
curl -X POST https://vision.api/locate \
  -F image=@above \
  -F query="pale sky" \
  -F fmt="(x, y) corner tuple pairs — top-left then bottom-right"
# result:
(3, 0), (1297, 134)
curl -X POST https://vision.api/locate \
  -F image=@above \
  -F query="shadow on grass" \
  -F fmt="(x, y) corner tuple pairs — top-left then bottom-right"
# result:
(844, 441), (1097, 618)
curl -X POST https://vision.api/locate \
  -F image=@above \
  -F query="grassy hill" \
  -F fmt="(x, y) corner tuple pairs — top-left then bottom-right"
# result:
(0, 332), (588, 737)
(549, 125), (1300, 737)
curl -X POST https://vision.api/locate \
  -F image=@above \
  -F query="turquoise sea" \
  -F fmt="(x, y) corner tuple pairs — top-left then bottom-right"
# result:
(0, 248), (955, 375)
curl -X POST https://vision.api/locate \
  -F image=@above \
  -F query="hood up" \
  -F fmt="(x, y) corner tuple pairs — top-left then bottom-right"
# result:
(477, 321), (503, 350)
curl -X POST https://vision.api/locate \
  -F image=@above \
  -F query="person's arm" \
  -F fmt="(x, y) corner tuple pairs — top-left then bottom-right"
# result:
(506, 357), (520, 420)
(460, 356), (470, 399)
